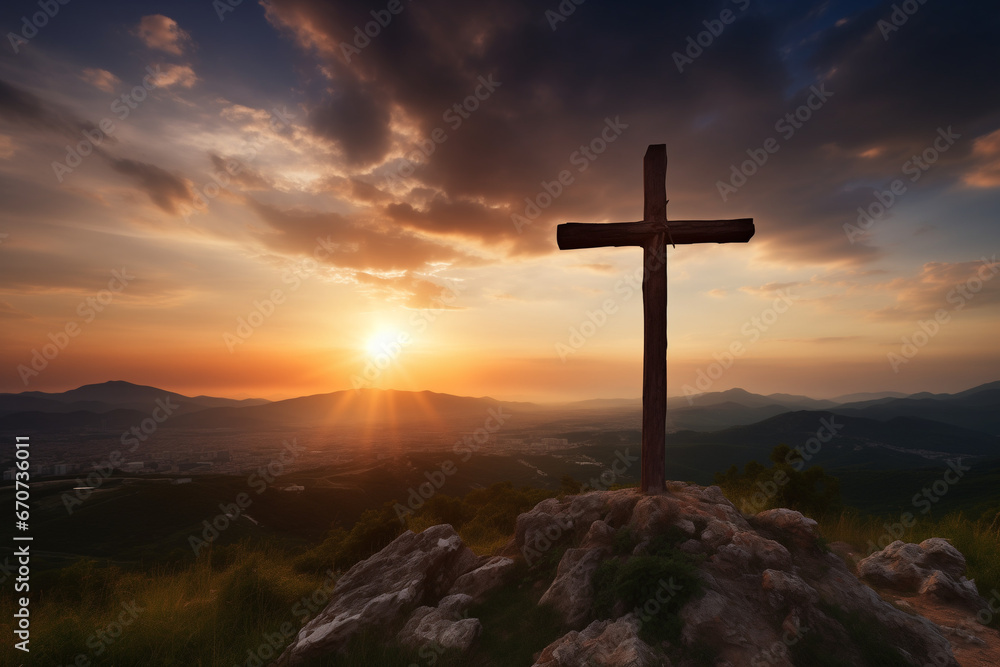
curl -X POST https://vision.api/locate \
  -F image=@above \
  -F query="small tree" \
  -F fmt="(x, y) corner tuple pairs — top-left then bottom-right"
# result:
(714, 445), (841, 518)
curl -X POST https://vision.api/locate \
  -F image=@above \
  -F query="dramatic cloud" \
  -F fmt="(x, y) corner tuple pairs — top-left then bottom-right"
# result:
(135, 15), (192, 55)
(871, 259), (1000, 321)
(153, 64), (198, 89)
(964, 128), (1000, 189)
(0, 78), (103, 141)
(109, 158), (195, 214)
(247, 199), (472, 273)
(80, 68), (121, 93)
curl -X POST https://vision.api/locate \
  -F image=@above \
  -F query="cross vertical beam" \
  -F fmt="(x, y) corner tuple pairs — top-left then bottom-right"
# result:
(641, 145), (667, 494)
(555, 144), (754, 495)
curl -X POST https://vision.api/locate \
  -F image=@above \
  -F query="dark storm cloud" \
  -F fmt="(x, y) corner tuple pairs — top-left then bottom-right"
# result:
(262, 0), (998, 266)
(807, 1), (1000, 149)
(384, 195), (551, 255)
(109, 158), (195, 215)
(309, 78), (392, 166)
(246, 198), (473, 273)
(0, 78), (106, 141)
(247, 198), (480, 306)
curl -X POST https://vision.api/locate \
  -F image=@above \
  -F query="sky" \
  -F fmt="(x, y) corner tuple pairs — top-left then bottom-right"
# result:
(0, 0), (998, 402)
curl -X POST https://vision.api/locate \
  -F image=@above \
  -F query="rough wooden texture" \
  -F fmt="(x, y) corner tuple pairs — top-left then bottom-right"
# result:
(555, 144), (754, 494)
(641, 145), (667, 495)
(556, 219), (754, 250)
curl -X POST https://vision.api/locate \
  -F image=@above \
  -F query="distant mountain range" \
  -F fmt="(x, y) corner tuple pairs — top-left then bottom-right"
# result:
(1, 380), (998, 447)
(0, 380), (269, 417)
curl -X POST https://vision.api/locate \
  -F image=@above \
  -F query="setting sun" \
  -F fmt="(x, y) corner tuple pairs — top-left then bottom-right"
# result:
(364, 328), (406, 358)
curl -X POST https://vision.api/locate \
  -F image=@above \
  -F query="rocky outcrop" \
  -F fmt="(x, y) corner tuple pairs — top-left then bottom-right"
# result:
(397, 594), (481, 651)
(531, 614), (664, 667)
(858, 538), (986, 609)
(447, 556), (515, 601)
(538, 547), (609, 627)
(519, 484), (960, 666)
(277, 485), (976, 667)
(276, 524), (478, 665)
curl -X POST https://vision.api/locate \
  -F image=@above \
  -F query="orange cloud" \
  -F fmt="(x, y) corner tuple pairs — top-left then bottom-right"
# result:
(135, 15), (192, 56)
(80, 68), (120, 93)
(963, 128), (1000, 188)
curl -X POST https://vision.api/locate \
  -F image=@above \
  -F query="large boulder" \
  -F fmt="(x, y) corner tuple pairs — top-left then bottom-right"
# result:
(276, 524), (478, 665)
(858, 538), (985, 609)
(539, 546), (610, 627)
(531, 484), (960, 666)
(397, 594), (481, 652)
(447, 555), (516, 601)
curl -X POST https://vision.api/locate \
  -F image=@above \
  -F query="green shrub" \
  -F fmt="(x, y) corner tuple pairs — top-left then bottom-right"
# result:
(592, 550), (701, 643)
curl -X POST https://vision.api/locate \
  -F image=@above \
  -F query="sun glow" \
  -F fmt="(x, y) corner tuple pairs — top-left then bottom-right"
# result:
(364, 328), (406, 357)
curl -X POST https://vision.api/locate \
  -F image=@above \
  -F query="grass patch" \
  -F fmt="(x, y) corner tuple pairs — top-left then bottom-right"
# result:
(812, 603), (912, 667)
(466, 585), (566, 667)
(0, 543), (333, 666)
(592, 550), (701, 644)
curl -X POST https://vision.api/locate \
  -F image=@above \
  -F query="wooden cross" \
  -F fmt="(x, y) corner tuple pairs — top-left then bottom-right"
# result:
(557, 144), (754, 494)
